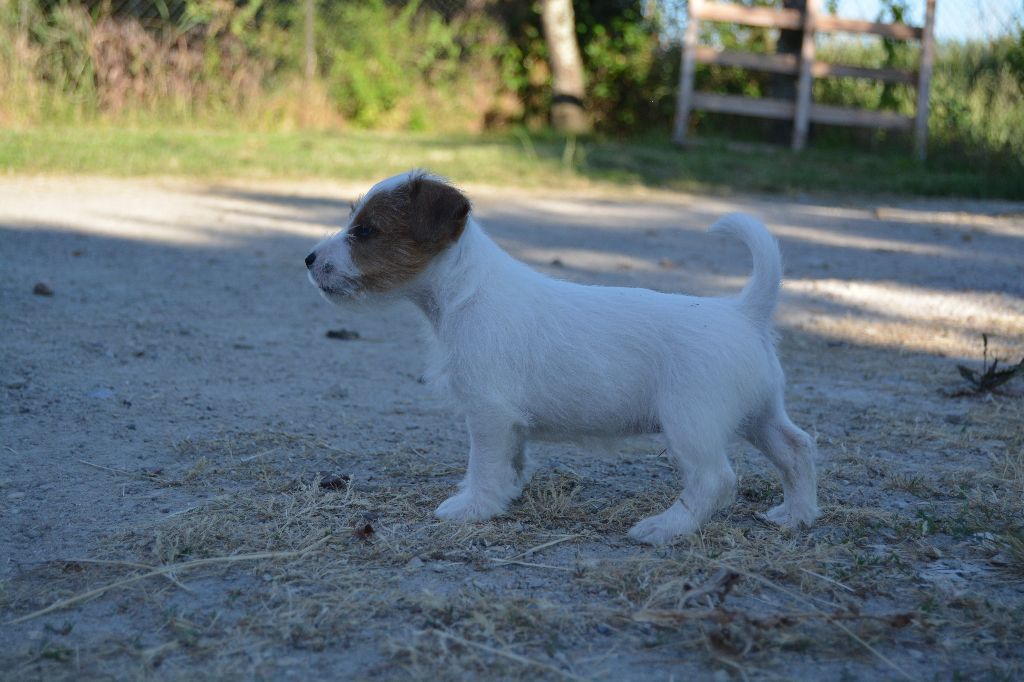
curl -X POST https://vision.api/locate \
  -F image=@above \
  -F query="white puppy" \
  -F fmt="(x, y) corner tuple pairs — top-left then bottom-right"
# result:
(306, 171), (819, 544)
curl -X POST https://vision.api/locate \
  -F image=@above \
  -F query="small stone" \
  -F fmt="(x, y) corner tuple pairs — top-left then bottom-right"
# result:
(406, 556), (424, 569)
(32, 282), (54, 296)
(325, 329), (360, 341)
(549, 258), (565, 267)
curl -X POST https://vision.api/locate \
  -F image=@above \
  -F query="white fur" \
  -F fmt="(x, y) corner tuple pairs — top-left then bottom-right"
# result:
(309, 175), (820, 544)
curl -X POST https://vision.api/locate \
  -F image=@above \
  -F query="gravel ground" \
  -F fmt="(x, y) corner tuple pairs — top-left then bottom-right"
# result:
(1, 176), (1022, 681)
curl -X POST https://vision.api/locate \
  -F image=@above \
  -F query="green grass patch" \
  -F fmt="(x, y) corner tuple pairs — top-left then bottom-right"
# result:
(2, 125), (1022, 200)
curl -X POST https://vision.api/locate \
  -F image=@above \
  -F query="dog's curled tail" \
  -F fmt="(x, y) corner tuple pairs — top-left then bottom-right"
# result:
(708, 213), (781, 327)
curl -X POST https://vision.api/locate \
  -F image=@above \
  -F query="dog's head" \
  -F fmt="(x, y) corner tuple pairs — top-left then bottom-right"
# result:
(306, 171), (470, 302)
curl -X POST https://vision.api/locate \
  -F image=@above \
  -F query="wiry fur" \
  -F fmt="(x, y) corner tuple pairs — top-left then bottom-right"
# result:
(307, 171), (819, 544)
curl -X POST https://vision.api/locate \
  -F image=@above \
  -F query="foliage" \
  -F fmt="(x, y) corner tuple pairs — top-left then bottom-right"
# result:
(574, 1), (678, 132)
(0, 0), (1022, 187)
(317, 0), (456, 128)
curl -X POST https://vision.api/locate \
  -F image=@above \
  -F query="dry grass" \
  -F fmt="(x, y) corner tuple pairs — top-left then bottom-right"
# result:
(4, 381), (1024, 681)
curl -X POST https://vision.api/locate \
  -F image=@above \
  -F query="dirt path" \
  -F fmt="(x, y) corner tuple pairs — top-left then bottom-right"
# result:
(1, 177), (1022, 681)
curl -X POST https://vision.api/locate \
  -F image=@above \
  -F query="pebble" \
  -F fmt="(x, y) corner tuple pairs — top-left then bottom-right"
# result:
(325, 329), (360, 340)
(405, 556), (424, 569)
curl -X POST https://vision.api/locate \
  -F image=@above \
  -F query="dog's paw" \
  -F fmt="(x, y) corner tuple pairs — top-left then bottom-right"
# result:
(628, 502), (699, 545)
(759, 502), (819, 529)
(435, 491), (505, 522)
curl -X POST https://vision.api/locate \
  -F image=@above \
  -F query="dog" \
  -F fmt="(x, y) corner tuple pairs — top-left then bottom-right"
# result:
(305, 171), (819, 544)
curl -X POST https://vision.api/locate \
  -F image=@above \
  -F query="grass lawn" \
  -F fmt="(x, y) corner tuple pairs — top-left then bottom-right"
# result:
(2, 125), (1022, 200)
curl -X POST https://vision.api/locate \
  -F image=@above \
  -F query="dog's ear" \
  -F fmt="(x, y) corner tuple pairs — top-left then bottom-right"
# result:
(408, 176), (471, 245)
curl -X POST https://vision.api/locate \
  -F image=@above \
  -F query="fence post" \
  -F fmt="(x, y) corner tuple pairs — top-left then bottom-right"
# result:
(791, 0), (818, 150)
(672, 0), (702, 144)
(914, 0), (936, 161)
(304, 0), (317, 84)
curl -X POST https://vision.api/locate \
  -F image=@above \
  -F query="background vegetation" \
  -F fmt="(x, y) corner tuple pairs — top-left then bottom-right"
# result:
(1, 0), (1023, 198)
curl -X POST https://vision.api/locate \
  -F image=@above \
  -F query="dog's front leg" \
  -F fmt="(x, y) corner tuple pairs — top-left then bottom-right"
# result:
(435, 417), (524, 522)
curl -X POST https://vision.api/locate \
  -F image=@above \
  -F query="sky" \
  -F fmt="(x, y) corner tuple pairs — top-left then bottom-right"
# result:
(834, 0), (1022, 42)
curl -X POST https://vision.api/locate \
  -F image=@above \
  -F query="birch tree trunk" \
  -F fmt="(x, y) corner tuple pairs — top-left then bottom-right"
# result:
(539, 0), (590, 133)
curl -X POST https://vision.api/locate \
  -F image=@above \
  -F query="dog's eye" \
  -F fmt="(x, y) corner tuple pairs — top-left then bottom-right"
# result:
(350, 223), (376, 240)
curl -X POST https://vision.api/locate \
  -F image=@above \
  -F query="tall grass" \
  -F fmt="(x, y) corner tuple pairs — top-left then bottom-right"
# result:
(811, 37), (1024, 175)
(0, 0), (523, 131)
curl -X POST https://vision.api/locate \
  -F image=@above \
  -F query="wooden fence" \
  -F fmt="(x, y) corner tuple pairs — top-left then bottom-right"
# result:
(672, 0), (937, 159)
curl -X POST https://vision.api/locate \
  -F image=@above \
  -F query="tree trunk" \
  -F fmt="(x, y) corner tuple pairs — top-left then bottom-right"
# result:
(539, 0), (590, 134)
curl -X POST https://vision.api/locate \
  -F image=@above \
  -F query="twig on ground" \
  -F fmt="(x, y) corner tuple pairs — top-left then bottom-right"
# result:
(9, 534), (332, 625)
(504, 534), (581, 562)
(239, 448), (277, 463)
(59, 558), (195, 594)
(489, 558), (574, 571)
(682, 551), (916, 682)
(799, 567), (856, 593)
(424, 629), (590, 682)
(77, 460), (133, 475)
(631, 608), (915, 629)
(78, 459), (165, 481)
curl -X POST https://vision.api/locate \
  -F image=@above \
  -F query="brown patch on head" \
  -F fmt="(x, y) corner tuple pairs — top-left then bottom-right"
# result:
(348, 175), (470, 293)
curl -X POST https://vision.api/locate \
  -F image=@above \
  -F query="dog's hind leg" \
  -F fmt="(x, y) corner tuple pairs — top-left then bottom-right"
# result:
(435, 417), (525, 522)
(628, 407), (737, 545)
(744, 398), (819, 528)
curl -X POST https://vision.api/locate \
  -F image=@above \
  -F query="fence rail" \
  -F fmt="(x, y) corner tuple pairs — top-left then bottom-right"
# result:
(673, 0), (937, 158)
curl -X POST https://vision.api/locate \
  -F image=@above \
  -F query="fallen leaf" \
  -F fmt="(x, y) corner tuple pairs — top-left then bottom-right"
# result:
(316, 472), (351, 490)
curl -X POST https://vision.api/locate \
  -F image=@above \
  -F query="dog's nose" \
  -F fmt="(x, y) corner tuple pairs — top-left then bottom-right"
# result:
(304, 251), (317, 269)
